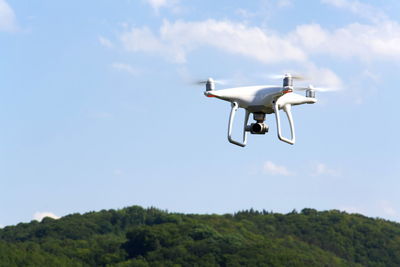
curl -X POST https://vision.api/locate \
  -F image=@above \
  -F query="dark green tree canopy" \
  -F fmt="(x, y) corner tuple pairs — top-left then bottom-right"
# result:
(1, 205), (400, 266)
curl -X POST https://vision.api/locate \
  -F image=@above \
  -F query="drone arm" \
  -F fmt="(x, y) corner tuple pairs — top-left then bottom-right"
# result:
(273, 102), (296, 145)
(227, 102), (249, 147)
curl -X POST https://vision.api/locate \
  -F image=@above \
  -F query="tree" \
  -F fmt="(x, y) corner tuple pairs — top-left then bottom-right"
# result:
(122, 227), (160, 258)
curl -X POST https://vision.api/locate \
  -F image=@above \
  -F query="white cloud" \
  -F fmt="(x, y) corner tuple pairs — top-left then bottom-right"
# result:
(33, 212), (60, 222)
(0, 224), (3, 228)
(120, 19), (306, 64)
(263, 161), (293, 176)
(298, 63), (343, 90)
(341, 203), (399, 220)
(293, 22), (400, 62)
(144, 0), (180, 14)
(236, 1), (292, 20)
(295, 1), (400, 61)
(321, 0), (386, 22)
(0, 0), (17, 32)
(277, 0), (293, 8)
(111, 62), (140, 75)
(121, 26), (165, 54)
(119, 17), (400, 67)
(312, 163), (340, 177)
(116, 13), (400, 95)
(235, 8), (255, 19)
(146, 0), (167, 10)
(99, 36), (113, 48)
(380, 201), (397, 217)
(257, 62), (342, 90)
(118, 19), (344, 90)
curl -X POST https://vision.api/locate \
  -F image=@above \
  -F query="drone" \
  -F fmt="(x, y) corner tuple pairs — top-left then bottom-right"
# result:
(200, 73), (328, 147)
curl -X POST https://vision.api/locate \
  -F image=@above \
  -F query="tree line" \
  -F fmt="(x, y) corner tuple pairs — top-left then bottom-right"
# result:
(0, 206), (399, 266)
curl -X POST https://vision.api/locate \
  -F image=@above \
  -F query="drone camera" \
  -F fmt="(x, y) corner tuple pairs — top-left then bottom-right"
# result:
(246, 123), (269, 134)
(245, 112), (269, 134)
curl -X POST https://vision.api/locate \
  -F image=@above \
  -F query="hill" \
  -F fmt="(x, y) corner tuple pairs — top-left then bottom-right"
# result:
(0, 206), (400, 266)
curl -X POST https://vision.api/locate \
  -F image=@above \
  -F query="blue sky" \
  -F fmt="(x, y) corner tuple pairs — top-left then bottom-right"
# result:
(1, 0), (400, 226)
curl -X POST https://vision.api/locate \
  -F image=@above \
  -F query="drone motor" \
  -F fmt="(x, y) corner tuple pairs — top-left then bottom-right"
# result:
(283, 75), (293, 88)
(306, 89), (316, 98)
(206, 78), (215, 91)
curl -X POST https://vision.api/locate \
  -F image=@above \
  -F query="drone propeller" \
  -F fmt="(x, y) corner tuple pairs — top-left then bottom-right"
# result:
(267, 73), (307, 81)
(193, 78), (229, 86)
(294, 84), (337, 92)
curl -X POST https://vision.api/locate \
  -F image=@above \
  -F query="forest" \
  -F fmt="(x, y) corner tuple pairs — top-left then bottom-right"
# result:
(1, 206), (400, 266)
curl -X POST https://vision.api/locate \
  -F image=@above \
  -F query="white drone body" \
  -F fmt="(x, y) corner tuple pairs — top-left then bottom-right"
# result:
(203, 74), (318, 147)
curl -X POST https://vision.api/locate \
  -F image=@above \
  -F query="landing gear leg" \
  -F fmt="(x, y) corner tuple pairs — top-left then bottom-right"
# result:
(227, 102), (250, 147)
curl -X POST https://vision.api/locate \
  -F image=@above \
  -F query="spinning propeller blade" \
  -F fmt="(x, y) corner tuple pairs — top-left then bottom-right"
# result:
(294, 84), (337, 92)
(267, 74), (307, 81)
(193, 78), (229, 85)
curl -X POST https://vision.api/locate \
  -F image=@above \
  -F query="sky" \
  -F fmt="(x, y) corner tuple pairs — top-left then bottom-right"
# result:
(1, 0), (400, 227)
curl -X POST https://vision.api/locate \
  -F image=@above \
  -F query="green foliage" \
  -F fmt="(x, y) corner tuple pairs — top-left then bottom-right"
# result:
(0, 206), (400, 266)
(122, 227), (161, 257)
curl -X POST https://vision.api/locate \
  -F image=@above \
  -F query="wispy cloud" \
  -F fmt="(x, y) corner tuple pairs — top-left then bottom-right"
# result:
(236, 0), (292, 20)
(308, 1), (400, 61)
(235, 8), (255, 19)
(145, 0), (167, 11)
(0, 0), (18, 32)
(33, 212), (60, 222)
(111, 62), (140, 75)
(120, 26), (165, 55)
(99, 36), (113, 48)
(341, 202), (399, 220)
(306, 64), (343, 90)
(119, 16), (400, 67)
(380, 200), (397, 217)
(263, 161), (293, 176)
(272, 62), (343, 90)
(312, 162), (340, 177)
(120, 19), (306, 64)
(321, 0), (387, 22)
(276, 0), (293, 8)
(293, 22), (400, 62)
(144, 0), (180, 14)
